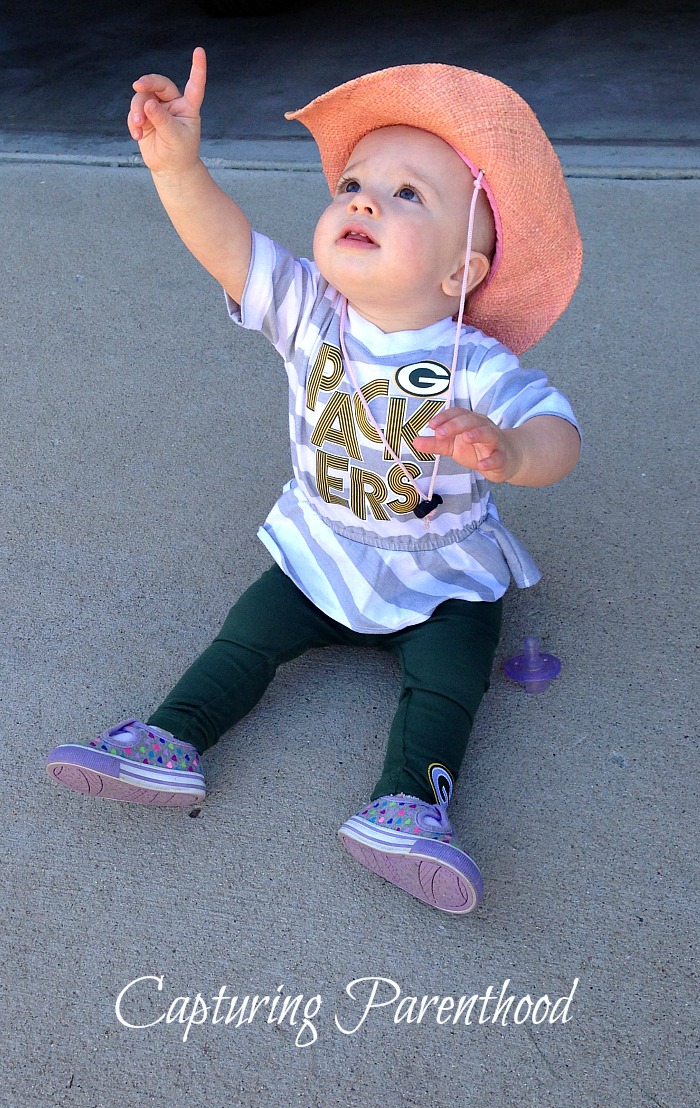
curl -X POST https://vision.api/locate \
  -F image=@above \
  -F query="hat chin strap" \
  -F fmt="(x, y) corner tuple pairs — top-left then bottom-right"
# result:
(338, 170), (485, 526)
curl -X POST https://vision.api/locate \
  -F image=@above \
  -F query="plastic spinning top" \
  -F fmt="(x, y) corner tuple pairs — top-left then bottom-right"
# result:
(504, 636), (561, 694)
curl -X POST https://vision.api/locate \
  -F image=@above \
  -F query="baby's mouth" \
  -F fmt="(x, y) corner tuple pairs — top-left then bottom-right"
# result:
(339, 225), (378, 247)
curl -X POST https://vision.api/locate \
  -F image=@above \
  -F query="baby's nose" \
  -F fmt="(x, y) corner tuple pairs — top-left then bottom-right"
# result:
(347, 191), (378, 215)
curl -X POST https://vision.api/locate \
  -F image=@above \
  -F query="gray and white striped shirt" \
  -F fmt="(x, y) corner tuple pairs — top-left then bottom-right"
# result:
(227, 232), (579, 633)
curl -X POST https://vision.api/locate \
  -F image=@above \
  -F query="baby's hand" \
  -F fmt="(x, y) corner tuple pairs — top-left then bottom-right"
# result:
(128, 46), (207, 175)
(412, 407), (520, 483)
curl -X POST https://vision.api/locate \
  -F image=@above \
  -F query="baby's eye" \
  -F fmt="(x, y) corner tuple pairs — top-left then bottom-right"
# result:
(341, 179), (361, 194)
(397, 186), (420, 202)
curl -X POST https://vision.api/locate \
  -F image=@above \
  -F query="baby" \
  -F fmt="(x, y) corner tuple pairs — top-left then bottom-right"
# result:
(46, 50), (582, 914)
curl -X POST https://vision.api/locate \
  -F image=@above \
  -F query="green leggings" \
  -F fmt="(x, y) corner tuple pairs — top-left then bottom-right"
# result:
(148, 565), (502, 804)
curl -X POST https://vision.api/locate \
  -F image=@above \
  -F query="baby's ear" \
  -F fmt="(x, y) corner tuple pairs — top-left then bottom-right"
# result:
(442, 253), (491, 299)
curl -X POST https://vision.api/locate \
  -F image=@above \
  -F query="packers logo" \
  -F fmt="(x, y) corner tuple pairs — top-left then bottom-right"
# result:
(429, 764), (454, 808)
(395, 361), (450, 397)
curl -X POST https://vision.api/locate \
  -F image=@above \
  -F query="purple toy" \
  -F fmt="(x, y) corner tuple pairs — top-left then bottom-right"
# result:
(504, 636), (561, 693)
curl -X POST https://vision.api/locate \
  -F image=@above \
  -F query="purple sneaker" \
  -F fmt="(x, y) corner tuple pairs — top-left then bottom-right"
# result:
(338, 795), (483, 913)
(45, 719), (205, 807)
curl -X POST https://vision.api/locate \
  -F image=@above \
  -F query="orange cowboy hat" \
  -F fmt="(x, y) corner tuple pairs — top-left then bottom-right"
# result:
(285, 63), (582, 355)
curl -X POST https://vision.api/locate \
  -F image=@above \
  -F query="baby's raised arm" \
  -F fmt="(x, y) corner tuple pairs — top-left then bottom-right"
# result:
(128, 47), (251, 303)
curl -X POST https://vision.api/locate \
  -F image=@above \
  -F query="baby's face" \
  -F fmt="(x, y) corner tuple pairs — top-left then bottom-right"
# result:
(313, 126), (491, 332)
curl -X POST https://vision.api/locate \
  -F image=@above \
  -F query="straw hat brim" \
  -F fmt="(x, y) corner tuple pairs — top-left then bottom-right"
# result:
(286, 64), (582, 355)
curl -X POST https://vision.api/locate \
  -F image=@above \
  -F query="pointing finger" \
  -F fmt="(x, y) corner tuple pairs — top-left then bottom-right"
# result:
(182, 46), (207, 113)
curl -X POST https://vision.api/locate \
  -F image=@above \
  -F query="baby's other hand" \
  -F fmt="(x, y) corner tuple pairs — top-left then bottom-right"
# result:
(128, 46), (207, 175)
(412, 407), (520, 483)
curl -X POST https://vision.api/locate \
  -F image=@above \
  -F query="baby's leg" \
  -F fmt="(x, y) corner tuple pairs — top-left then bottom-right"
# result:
(45, 565), (338, 805)
(375, 596), (503, 801)
(147, 564), (341, 753)
(338, 597), (502, 913)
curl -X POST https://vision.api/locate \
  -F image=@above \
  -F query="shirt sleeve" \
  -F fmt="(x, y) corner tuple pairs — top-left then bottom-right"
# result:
(466, 338), (580, 433)
(225, 230), (322, 364)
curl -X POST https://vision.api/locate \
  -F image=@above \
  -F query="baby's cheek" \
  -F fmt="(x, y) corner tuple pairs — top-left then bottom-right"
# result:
(314, 203), (338, 241)
(312, 210), (334, 270)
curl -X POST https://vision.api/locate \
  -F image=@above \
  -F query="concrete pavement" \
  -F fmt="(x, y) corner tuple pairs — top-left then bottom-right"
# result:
(1, 159), (698, 1108)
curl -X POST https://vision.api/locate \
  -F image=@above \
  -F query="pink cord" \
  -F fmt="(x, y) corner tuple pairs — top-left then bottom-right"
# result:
(426, 169), (484, 507)
(338, 170), (485, 524)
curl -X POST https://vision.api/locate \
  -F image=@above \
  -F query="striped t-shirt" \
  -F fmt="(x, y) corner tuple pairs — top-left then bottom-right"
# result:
(227, 231), (579, 633)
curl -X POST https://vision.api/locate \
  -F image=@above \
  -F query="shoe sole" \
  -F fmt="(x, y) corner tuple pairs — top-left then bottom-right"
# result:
(45, 745), (205, 807)
(338, 815), (482, 914)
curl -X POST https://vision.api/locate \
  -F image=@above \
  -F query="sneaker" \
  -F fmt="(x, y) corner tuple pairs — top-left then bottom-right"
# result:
(338, 794), (483, 913)
(45, 719), (205, 807)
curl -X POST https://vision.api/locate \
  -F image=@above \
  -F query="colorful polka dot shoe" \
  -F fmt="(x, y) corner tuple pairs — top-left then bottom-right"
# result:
(45, 719), (205, 807)
(338, 795), (483, 914)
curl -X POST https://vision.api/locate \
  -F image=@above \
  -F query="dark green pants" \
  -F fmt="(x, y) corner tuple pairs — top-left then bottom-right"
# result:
(148, 565), (502, 804)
